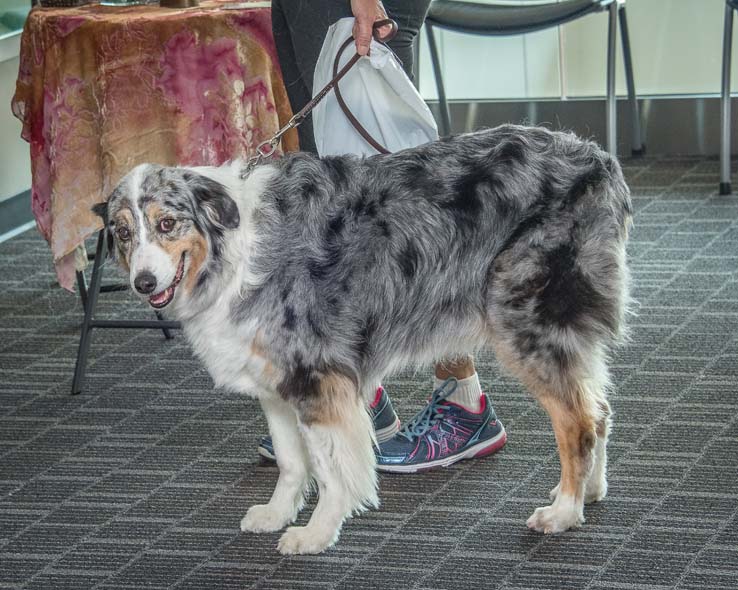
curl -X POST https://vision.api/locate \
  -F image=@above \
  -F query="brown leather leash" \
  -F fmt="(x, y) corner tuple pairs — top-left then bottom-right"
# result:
(242, 19), (397, 177)
(332, 34), (391, 155)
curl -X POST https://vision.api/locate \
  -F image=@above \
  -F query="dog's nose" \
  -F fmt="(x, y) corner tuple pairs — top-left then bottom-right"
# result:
(134, 271), (157, 294)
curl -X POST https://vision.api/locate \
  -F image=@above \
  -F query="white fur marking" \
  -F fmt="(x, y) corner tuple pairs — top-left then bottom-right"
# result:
(527, 493), (584, 534)
(584, 435), (608, 504)
(241, 397), (310, 533)
(277, 403), (377, 555)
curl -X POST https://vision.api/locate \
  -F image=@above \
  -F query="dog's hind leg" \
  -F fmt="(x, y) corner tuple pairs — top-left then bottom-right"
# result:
(277, 373), (377, 555)
(241, 396), (309, 533)
(487, 197), (628, 532)
(491, 330), (612, 533)
(549, 397), (612, 505)
(529, 386), (599, 533)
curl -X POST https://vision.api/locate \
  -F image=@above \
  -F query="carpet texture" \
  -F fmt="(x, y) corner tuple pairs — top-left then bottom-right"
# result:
(1, 156), (737, 590)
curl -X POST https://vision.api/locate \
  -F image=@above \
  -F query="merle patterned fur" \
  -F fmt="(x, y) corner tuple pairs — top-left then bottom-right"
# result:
(231, 125), (631, 411)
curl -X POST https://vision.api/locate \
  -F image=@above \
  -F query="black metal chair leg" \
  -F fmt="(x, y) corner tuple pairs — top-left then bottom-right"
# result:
(71, 230), (107, 395)
(721, 2), (734, 195)
(619, 5), (644, 156)
(155, 311), (175, 340)
(426, 23), (452, 137)
(76, 269), (88, 312)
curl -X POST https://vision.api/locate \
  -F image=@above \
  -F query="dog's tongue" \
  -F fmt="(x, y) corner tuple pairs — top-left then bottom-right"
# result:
(149, 286), (172, 306)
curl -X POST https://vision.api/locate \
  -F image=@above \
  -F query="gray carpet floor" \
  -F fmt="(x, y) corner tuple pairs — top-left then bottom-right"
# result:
(1, 156), (738, 590)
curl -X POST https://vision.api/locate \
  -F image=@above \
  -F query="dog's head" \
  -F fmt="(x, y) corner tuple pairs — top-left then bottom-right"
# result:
(92, 164), (240, 311)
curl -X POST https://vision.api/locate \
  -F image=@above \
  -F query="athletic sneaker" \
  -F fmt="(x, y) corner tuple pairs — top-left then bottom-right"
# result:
(376, 378), (506, 473)
(257, 386), (401, 461)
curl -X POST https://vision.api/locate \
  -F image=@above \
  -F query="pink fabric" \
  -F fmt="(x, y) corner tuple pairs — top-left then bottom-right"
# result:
(12, 1), (297, 291)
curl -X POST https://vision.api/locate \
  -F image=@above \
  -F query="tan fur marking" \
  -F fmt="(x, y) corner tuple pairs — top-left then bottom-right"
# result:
(540, 395), (596, 500)
(179, 232), (208, 294)
(249, 332), (281, 384)
(112, 209), (134, 269)
(250, 333), (268, 358)
(114, 209), (134, 228)
(301, 373), (362, 426)
(145, 203), (165, 229)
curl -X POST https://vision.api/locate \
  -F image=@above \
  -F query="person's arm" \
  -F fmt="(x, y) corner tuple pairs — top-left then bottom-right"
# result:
(351, 0), (392, 56)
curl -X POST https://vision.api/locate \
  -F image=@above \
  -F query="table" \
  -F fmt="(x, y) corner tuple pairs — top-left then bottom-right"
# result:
(11, 0), (298, 394)
(11, 0), (298, 292)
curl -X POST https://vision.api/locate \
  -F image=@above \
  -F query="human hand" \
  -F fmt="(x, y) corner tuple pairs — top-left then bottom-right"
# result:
(351, 0), (392, 56)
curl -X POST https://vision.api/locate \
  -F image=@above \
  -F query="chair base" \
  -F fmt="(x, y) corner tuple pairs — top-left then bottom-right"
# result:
(720, 182), (732, 195)
(71, 230), (180, 395)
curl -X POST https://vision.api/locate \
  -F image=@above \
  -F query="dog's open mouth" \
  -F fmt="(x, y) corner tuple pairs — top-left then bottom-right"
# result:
(148, 254), (185, 309)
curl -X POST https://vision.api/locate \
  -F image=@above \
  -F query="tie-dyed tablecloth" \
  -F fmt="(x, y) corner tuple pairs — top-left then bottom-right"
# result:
(11, 0), (297, 291)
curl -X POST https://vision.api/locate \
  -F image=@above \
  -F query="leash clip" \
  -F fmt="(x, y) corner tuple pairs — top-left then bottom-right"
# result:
(240, 117), (299, 179)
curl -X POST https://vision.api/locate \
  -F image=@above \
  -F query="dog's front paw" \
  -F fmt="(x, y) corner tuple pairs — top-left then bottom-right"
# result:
(584, 479), (607, 504)
(549, 482), (561, 502)
(527, 503), (584, 534)
(240, 504), (295, 533)
(277, 525), (338, 555)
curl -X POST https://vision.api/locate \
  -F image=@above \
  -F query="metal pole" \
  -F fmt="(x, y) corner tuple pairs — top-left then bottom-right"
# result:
(426, 23), (451, 136)
(619, 5), (644, 156)
(721, 2), (734, 195)
(412, 33), (421, 90)
(606, 2), (618, 155)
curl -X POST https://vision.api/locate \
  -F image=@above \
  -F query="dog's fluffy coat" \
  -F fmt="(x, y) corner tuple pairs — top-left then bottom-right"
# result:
(96, 125), (631, 554)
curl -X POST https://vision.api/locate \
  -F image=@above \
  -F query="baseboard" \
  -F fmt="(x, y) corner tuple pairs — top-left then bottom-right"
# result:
(0, 190), (33, 240)
(426, 95), (738, 157)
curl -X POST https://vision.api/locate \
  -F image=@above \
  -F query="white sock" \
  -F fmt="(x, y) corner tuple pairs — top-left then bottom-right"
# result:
(434, 373), (482, 412)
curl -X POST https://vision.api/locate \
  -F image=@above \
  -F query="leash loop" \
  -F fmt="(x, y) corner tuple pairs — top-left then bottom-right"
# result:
(241, 19), (398, 179)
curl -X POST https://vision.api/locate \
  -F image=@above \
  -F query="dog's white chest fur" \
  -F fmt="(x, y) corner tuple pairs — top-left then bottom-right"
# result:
(183, 300), (275, 397)
(185, 306), (250, 393)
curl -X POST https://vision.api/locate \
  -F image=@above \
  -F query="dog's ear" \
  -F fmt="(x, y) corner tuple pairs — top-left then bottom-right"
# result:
(184, 172), (240, 231)
(91, 201), (108, 220)
(90, 200), (115, 258)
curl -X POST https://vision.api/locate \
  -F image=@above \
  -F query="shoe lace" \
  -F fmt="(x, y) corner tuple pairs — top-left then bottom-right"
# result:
(398, 377), (458, 441)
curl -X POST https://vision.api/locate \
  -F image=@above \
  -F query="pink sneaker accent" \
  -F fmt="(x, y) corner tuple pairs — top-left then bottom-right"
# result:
(370, 386), (384, 409)
(472, 429), (507, 458)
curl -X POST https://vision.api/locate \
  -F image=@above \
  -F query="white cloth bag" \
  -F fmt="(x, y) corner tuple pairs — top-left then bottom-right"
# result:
(312, 18), (438, 157)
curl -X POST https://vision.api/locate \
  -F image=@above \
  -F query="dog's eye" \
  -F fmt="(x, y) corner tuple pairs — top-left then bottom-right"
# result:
(158, 218), (176, 233)
(116, 227), (131, 241)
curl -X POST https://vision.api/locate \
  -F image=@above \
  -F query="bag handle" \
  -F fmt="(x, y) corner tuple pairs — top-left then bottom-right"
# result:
(332, 19), (398, 155)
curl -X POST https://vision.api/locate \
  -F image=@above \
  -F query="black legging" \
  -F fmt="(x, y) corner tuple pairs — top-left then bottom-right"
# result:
(271, 0), (432, 154)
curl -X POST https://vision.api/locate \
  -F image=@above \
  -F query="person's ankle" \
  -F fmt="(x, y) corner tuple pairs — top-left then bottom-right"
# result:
(434, 356), (475, 381)
(434, 373), (483, 413)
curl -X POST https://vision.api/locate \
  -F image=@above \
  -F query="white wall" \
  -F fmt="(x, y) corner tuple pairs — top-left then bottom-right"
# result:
(0, 49), (32, 203)
(419, 0), (738, 100)
(1, 0), (32, 203)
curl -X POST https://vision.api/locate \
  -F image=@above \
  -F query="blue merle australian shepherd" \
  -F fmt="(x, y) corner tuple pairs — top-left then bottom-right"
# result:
(93, 125), (631, 555)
